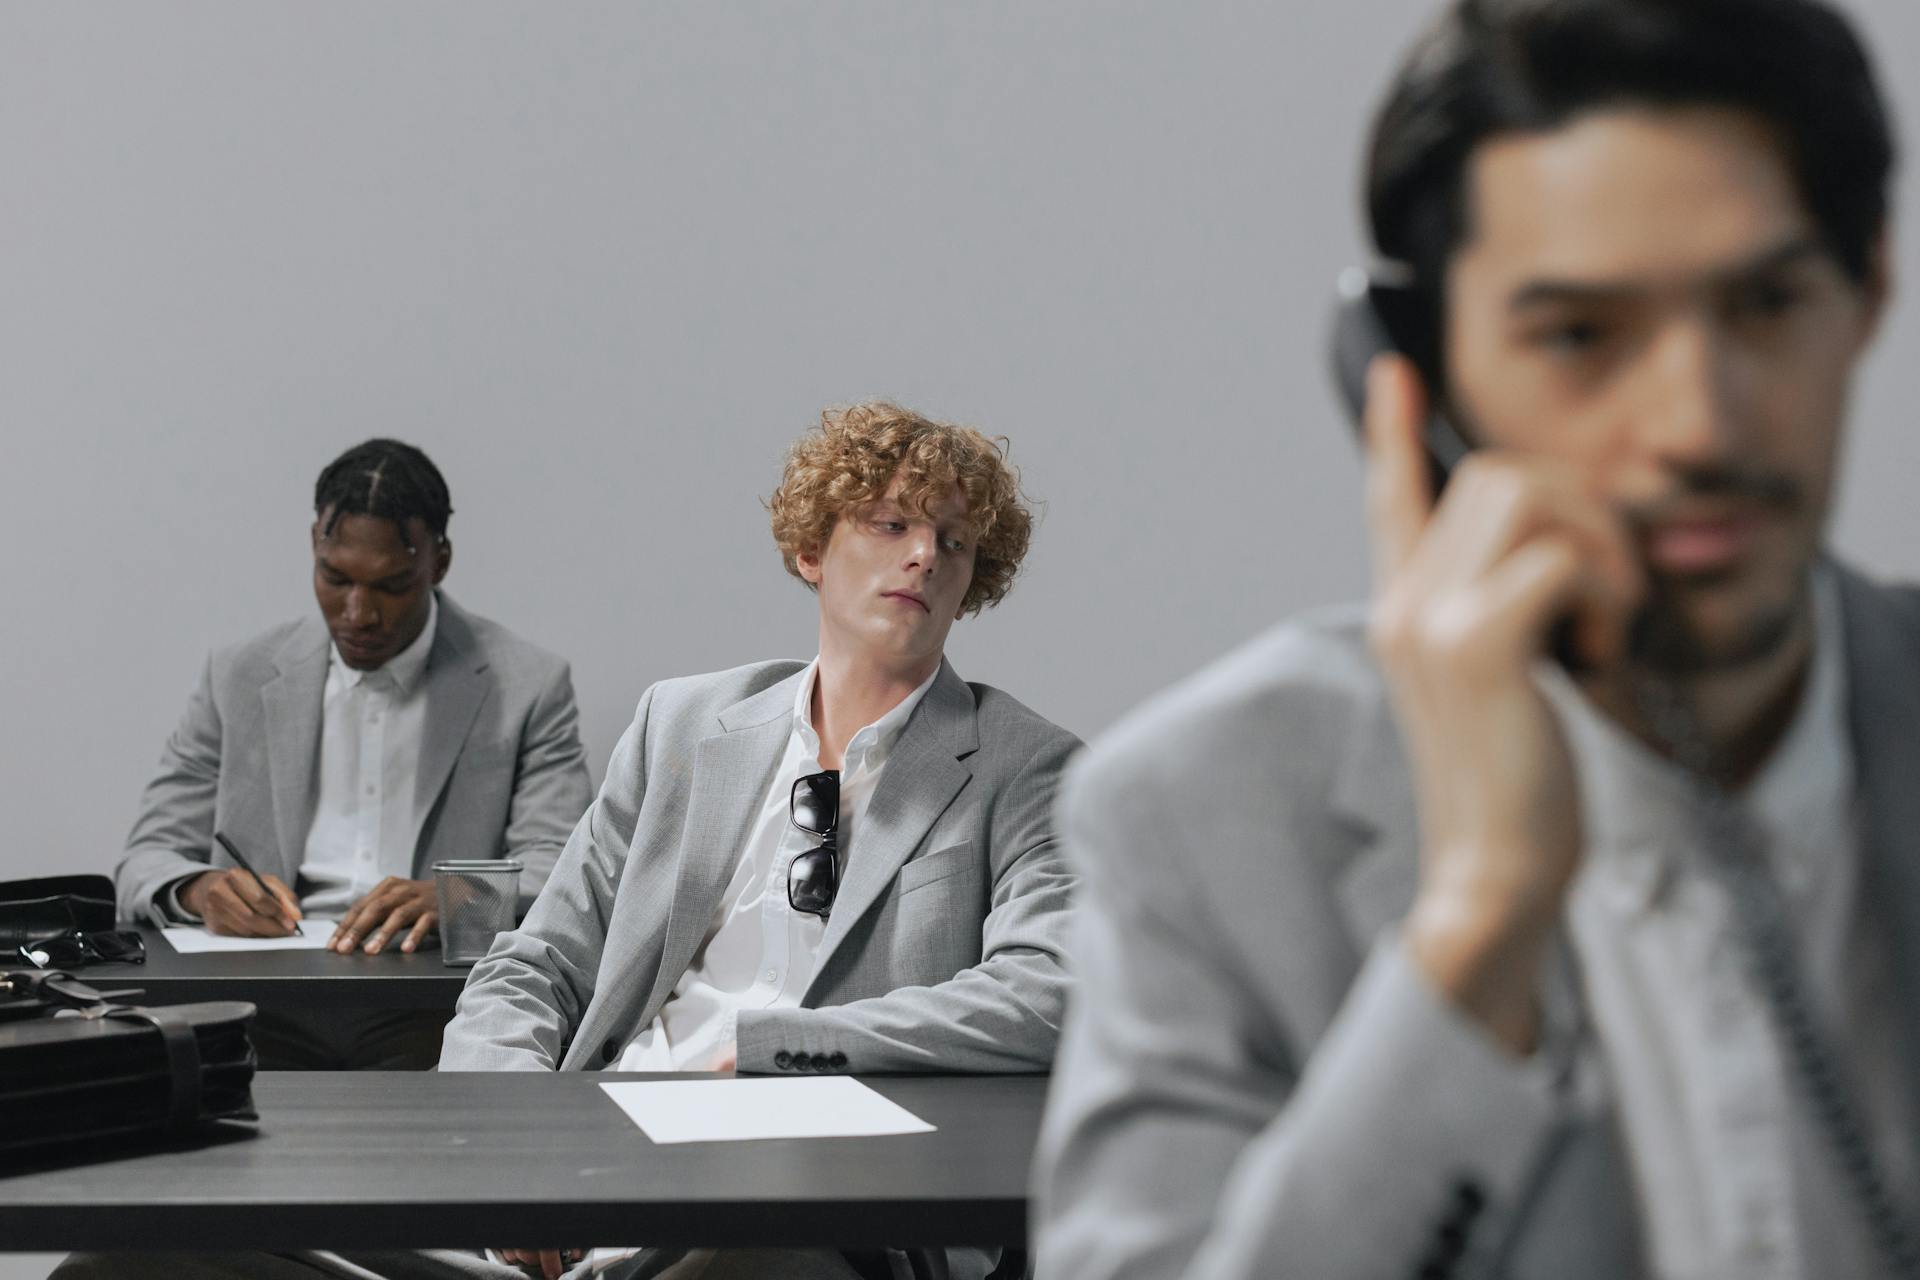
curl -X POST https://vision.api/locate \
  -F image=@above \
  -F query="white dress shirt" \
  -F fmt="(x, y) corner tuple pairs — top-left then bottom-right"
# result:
(614, 658), (937, 1072)
(1546, 568), (1914, 1279)
(294, 595), (438, 914)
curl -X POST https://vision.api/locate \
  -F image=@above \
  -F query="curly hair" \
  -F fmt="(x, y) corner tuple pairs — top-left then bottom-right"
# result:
(767, 402), (1034, 616)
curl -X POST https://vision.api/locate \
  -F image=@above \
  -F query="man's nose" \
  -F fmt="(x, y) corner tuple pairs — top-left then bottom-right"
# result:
(1637, 317), (1747, 469)
(342, 587), (379, 628)
(903, 526), (937, 570)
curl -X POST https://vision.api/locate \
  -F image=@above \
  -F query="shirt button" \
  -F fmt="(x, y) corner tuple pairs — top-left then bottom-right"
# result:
(765, 969), (778, 982)
(365, 785), (376, 796)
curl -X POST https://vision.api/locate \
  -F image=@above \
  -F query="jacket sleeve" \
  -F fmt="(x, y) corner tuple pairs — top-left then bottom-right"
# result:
(439, 684), (654, 1072)
(1032, 748), (1572, 1280)
(500, 660), (594, 909)
(734, 729), (1079, 1074)
(115, 654), (224, 925)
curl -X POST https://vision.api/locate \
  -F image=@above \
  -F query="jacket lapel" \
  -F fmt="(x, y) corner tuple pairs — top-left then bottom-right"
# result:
(1834, 563), (1920, 1142)
(628, 675), (800, 1024)
(809, 660), (977, 990)
(259, 621), (330, 880)
(411, 595), (490, 867)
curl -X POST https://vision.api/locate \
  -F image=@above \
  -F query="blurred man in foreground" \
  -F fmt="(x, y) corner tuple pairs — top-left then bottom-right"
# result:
(1037, 1), (1919, 1275)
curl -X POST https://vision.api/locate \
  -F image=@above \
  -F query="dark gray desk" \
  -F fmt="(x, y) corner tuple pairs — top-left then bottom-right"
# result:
(82, 925), (470, 1011)
(0, 1072), (1047, 1252)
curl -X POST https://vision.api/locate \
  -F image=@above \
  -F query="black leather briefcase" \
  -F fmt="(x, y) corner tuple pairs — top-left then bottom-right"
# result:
(0, 970), (259, 1156)
(0, 874), (117, 952)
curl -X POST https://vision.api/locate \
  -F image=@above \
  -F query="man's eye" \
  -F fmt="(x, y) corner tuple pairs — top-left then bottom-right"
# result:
(1732, 280), (1806, 319)
(942, 538), (968, 553)
(1530, 320), (1609, 354)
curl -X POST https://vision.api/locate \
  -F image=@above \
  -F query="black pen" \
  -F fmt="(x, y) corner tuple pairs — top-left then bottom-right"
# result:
(213, 831), (298, 931)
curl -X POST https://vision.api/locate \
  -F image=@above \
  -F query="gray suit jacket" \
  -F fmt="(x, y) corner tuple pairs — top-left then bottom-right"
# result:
(438, 657), (1081, 1077)
(1034, 561), (1920, 1279)
(117, 591), (593, 923)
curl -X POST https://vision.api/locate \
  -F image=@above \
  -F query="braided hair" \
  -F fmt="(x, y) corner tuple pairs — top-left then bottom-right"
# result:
(313, 439), (453, 551)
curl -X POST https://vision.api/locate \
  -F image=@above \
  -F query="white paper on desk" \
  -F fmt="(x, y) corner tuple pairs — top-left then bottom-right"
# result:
(599, 1077), (937, 1144)
(158, 919), (337, 953)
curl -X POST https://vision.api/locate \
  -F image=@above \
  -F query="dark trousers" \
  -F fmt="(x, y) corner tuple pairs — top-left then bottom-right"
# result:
(251, 1007), (451, 1071)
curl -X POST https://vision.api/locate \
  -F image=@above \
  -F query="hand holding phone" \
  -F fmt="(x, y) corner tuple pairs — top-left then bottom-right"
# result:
(1338, 276), (1644, 1054)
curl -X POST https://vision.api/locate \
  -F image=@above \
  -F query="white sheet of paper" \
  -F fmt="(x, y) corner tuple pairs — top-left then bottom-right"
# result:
(159, 919), (337, 953)
(598, 1077), (937, 1144)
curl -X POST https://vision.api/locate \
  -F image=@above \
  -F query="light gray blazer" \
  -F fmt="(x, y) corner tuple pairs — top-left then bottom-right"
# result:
(116, 591), (593, 923)
(1034, 560), (1920, 1280)
(438, 657), (1081, 1076)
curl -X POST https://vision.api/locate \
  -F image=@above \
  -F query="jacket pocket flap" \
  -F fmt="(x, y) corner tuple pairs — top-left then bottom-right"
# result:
(896, 841), (975, 895)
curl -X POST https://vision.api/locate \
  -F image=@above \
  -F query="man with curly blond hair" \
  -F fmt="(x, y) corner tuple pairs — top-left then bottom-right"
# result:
(421, 401), (1079, 1280)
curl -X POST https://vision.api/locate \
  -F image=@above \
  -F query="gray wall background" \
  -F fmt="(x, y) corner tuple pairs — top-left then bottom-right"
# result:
(3, 0), (1919, 899)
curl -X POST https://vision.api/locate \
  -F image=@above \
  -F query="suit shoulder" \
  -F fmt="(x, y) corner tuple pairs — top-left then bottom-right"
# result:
(1827, 557), (1920, 651)
(1864, 576), (1920, 627)
(964, 682), (1082, 757)
(450, 605), (575, 685)
(640, 659), (808, 720)
(1067, 605), (1388, 816)
(205, 617), (313, 688)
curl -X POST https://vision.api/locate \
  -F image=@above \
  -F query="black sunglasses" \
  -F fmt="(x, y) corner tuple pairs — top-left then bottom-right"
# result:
(788, 770), (841, 919)
(15, 928), (146, 970)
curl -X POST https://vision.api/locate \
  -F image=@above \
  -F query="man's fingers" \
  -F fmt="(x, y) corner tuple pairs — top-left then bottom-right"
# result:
(1473, 536), (1632, 665)
(210, 878), (289, 936)
(333, 880), (402, 951)
(541, 1250), (564, 1280)
(1362, 354), (1436, 585)
(1419, 458), (1644, 613)
(332, 897), (386, 952)
(400, 910), (437, 955)
(262, 874), (303, 924)
(330, 902), (366, 952)
(229, 871), (289, 924)
(332, 880), (440, 954)
(363, 901), (419, 955)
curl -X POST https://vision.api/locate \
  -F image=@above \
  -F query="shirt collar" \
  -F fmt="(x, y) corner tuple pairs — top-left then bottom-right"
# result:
(330, 592), (438, 694)
(790, 658), (940, 776)
(1548, 563), (1850, 916)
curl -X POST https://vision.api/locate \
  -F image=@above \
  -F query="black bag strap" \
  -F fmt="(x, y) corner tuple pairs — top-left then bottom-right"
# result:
(3, 970), (207, 1133)
(105, 1005), (205, 1133)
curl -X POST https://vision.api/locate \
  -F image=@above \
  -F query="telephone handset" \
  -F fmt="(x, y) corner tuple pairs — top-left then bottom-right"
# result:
(1327, 265), (1588, 669)
(1328, 266), (1920, 1272)
(1328, 266), (1472, 492)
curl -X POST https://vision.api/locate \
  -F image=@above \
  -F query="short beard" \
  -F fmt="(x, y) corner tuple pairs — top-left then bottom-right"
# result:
(1629, 570), (1807, 676)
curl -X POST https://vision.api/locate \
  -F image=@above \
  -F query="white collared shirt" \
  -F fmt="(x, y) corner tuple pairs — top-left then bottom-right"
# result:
(294, 595), (439, 914)
(1547, 568), (1914, 1279)
(613, 658), (938, 1072)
